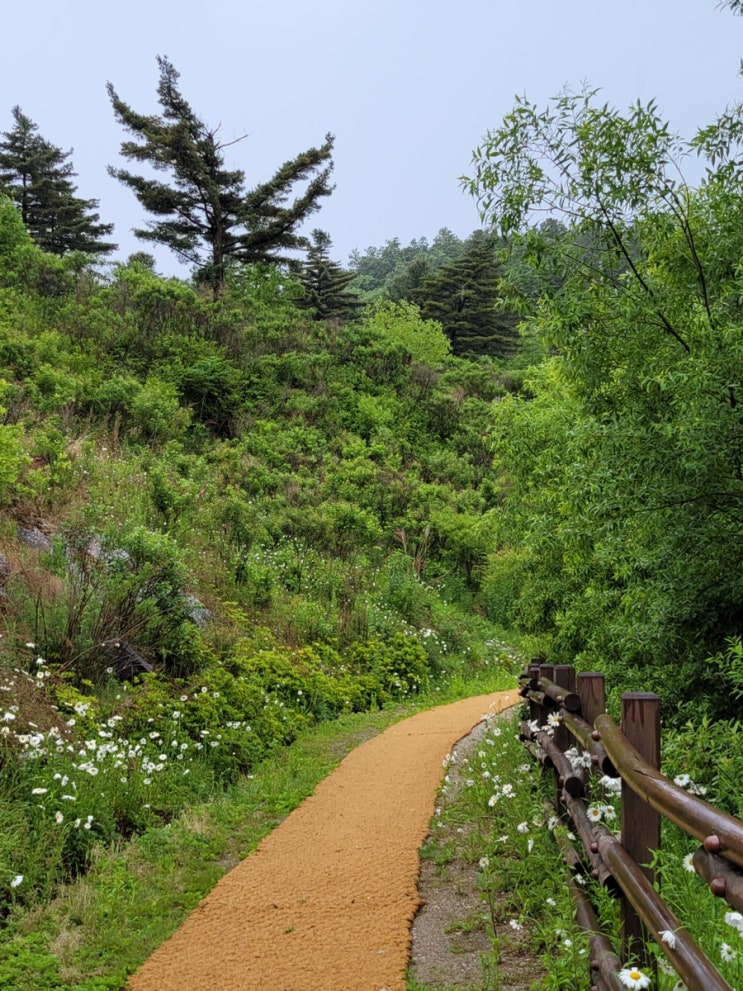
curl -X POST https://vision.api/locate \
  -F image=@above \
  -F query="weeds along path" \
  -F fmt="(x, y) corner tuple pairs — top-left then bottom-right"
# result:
(124, 688), (517, 991)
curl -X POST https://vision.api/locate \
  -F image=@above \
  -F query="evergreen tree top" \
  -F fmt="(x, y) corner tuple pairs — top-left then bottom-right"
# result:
(108, 56), (335, 297)
(296, 228), (361, 321)
(0, 106), (116, 256)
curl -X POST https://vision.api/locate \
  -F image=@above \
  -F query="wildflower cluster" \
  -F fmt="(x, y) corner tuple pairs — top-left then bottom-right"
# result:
(442, 709), (592, 987)
(0, 660), (261, 906)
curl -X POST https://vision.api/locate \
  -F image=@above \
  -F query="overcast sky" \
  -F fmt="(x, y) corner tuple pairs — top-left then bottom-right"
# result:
(1, 1), (741, 274)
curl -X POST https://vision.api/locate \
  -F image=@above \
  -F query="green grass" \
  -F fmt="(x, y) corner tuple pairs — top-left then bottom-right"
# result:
(0, 669), (514, 991)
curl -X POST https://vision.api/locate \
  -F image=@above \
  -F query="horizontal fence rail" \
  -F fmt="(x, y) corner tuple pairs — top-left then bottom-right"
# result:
(594, 712), (743, 869)
(517, 664), (743, 991)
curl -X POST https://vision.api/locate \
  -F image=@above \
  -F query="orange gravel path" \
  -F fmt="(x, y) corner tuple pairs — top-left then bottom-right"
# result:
(125, 688), (517, 991)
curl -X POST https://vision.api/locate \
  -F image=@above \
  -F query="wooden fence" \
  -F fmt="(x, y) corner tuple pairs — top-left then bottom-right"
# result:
(519, 663), (743, 991)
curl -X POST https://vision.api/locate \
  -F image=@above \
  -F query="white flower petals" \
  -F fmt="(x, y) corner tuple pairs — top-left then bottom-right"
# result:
(660, 929), (677, 949)
(618, 967), (651, 989)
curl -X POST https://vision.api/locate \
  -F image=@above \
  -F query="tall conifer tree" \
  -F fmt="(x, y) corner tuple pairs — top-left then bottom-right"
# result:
(107, 56), (335, 297)
(0, 106), (116, 256)
(297, 229), (360, 321)
(411, 232), (519, 357)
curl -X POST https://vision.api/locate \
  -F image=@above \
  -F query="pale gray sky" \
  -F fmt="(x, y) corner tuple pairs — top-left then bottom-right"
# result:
(2, 1), (741, 273)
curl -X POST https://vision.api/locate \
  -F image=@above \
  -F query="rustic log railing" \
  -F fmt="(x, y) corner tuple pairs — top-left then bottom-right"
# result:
(519, 663), (743, 991)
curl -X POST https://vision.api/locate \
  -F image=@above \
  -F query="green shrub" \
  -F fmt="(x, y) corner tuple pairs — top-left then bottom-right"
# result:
(323, 501), (383, 558)
(0, 421), (26, 503)
(377, 551), (431, 626)
(234, 547), (276, 606)
(0, 198), (70, 299)
(91, 375), (141, 418)
(271, 595), (339, 645)
(662, 713), (743, 818)
(25, 523), (204, 679)
(100, 526), (198, 666)
(362, 300), (451, 365)
(177, 355), (244, 435)
(108, 262), (203, 344)
(130, 379), (191, 444)
(480, 547), (530, 628)
(347, 632), (429, 699)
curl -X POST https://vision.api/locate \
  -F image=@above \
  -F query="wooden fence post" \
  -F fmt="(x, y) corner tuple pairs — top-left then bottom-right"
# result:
(538, 663), (560, 810)
(578, 673), (606, 788)
(552, 664), (576, 753)
(538, 663), (555, 726)
(527, 663), (541, 722)
(577, 672), (606, 726)
(620, 692), (661, 968)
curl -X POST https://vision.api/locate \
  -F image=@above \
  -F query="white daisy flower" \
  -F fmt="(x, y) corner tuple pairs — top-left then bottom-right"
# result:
(618, 967), (651, 989)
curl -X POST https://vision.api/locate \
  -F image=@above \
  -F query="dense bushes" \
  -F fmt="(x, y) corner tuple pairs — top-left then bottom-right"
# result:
(464, 88), (743, 717)
(0, 208), (523, 927)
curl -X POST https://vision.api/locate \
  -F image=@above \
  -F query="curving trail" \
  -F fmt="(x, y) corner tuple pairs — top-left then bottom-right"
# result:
(125, 688), (517, 991)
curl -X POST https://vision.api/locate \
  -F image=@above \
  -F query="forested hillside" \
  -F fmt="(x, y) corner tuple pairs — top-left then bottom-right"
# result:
(0, 192), (527, 928)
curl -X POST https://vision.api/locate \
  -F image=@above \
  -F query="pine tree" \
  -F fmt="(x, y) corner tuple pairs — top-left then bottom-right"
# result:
(0, 106), (116, 256)
(297, 229), (360, 321)
(411, 232), (520, 357)
(107, 56), (335, 297)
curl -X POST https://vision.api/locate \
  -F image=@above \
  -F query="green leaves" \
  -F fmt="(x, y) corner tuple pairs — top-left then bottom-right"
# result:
(466, 84), (743, 713)
(362, 300), (451, 365)
(464, 88), (684, 238)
